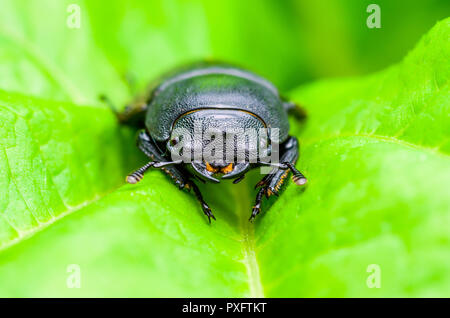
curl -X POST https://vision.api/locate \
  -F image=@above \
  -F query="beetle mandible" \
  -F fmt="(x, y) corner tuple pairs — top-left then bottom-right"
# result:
(106, 62), (307, 222)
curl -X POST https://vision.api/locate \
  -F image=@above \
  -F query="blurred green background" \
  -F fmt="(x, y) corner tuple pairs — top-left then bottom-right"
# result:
(88, 0), (450, 89)
(0, 0), (449, 105)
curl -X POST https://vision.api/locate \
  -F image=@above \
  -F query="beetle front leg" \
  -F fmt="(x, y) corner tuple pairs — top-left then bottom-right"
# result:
(249, 187), (265, 221)
(136, 130), (189, 189)
(190, 182), (216, 223)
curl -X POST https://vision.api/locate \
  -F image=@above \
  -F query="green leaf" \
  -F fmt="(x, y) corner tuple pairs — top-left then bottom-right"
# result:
(261, 18), (450, 297)
(0, 1), (128, 106)
(0, 0), (448, 297)
(2, 0), (448, 99)
(0, 91), (141, 247)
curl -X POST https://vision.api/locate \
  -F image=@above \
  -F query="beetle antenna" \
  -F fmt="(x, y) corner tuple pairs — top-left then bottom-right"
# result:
(126, 161), (155, 184)
(258, 161), (307, 185)
(152, 160), (183, 168)
(283, 162), (307, 186)
(258, 161), (285, 169)
(126, 160), (182, 184)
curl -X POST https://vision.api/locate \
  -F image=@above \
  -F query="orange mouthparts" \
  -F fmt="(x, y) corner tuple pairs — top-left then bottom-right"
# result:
(205, 162), (234, 174)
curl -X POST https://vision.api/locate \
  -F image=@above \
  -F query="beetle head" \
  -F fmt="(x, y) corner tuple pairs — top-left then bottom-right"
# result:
(166, 108), (271, 182)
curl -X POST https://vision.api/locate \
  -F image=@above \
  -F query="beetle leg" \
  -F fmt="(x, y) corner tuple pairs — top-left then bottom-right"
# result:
(232, 174), (246, 184)
(133, 130), (215, 223)
(189, 182), (216, 223)
(99, 94), (148, 127)
(249, 188), (265, 221)
(135, 130), (189, 189)
(282, 100), (307, 121)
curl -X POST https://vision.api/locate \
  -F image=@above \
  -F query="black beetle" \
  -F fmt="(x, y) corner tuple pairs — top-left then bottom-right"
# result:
(104, 62), (307, 222)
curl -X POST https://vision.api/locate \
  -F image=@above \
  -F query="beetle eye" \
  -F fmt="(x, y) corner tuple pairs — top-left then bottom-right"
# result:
(170, 138), (178, 146)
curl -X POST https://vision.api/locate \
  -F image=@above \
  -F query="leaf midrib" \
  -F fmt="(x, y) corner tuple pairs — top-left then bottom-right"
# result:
(233, 185), (265, 297)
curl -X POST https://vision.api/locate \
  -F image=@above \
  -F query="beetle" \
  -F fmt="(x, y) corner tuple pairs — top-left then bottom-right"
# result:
(105, 62), (307, 222)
